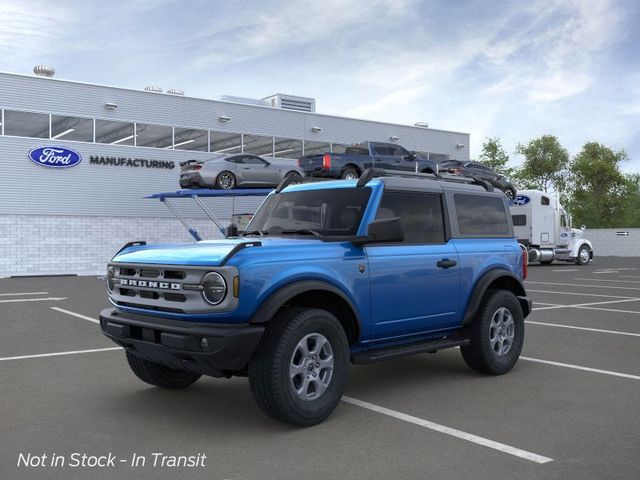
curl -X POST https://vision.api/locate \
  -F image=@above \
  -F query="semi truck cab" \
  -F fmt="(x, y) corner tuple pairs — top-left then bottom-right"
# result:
(510, 190), (593, 265)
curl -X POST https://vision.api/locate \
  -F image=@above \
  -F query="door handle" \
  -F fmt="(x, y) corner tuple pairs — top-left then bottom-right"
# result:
(437, 259), (457, 269)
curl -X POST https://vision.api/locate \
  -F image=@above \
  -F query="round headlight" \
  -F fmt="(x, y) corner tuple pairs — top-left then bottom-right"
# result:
(201, 272), (227, 305)
(107, 266), (116, 292)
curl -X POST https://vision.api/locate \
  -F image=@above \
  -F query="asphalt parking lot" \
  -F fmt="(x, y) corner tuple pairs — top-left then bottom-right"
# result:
(1, 257), (639, 480)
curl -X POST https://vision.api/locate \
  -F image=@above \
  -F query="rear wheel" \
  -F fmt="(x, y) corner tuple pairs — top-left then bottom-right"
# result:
(126, 352), (201, 389)
(341, 167), (359, 180)
(460, 290), (524, 375)
(216, 171), (236, 189)
(248, 307), (349, 426)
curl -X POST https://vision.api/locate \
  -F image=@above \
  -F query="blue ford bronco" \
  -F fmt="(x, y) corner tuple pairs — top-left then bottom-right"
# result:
(100, 170), (531, 426)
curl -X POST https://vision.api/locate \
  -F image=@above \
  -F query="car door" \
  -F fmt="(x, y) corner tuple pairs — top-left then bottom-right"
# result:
(366, 190), (460, 340)
(239, 155), (274, 185)
(371, 144), (396, 170)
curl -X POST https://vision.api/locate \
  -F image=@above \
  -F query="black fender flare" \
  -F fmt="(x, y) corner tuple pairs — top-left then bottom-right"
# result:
(249, 280), (362, 329)
(462, 269), (530, 324)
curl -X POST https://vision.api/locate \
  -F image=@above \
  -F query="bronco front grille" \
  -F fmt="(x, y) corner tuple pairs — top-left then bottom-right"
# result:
(108, 263), (238, 314)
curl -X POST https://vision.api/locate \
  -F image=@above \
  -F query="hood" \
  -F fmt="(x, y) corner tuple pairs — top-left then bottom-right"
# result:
(112, 237), (324, 266)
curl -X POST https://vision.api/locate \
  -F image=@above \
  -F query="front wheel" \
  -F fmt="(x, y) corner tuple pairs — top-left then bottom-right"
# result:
(504, 187), (516, 201)
(576, 245), (591, 265)
(126, 352), (201, 389)
(248, 307), (349, 426)
(460, 290), (524, 375)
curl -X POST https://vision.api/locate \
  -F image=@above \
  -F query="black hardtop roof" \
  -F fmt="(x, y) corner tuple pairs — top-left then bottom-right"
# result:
(380, 176), (489, 194)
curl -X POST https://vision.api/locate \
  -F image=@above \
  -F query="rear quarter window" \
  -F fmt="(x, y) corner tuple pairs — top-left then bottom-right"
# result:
(453, 194), (511, 236)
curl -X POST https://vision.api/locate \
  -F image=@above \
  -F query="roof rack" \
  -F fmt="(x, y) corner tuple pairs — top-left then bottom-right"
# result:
(370, 169), (494, 192)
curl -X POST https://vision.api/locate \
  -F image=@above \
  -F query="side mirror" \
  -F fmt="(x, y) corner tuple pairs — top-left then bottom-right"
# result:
(404, 151), (416, 160)
(581, 224), (586, 231)
(356, 217), (404, 245)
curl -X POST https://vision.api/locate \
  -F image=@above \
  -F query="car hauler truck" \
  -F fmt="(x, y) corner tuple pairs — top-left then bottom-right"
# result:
(509, 190), (593, 265)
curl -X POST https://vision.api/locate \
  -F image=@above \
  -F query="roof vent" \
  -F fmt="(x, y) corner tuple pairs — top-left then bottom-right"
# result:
(216, 95), (270, 107)
(33, 65), (55, 77)
(144, 85), (163, 93)
(262, 94), (316, 112)
(167, 88), (185, 96)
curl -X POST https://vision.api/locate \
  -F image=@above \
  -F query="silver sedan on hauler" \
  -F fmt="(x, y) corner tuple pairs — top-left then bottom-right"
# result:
(179, 154), (304, 189)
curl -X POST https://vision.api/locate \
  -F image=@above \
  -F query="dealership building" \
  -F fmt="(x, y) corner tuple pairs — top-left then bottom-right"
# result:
(0, 68), (470, 277)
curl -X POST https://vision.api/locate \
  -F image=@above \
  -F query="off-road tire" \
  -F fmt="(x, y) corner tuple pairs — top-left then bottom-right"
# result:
(460, 290), (524, 375)
(576, 245), (591, 265)
(126, 352), (202, 389)
(215, 171), (236, 189)
(341, 167), (359, 180)
(248, 307), (349, 426)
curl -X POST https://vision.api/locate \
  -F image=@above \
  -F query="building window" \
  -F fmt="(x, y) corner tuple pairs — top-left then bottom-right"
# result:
(135, 123), (172, 149)
(210, 131), (243, 154)
(51, 115), (93, 142)
(4, 110), (49, 138)
(173, 127), (208, 151)
(303, 140), (331, 156)
(273, 137), (303, 159)
(95, 119), (135, 145)
(243, 134), (274, 156)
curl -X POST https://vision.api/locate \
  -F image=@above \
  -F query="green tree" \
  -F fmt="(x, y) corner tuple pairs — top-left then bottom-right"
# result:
(515, 135), (569, 193)
(568, 142), (629, 228)
(478, 137), (514, 177)
(620, 173), (640, 228)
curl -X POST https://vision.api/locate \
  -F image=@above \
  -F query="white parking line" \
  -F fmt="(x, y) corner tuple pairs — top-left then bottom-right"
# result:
(521, 357), (640, 381)
(0, 347), (122, 362)
(575, 306), (640, 315)
(0, 291), (49, 296)
(341, 396), (553, 464)
(573, 277), (640, 284)
(552, 269), (578, 272)
(532, 298), (640, 311)
(526, 281), (640, 291)
(526, 321), (640, 337)
(51, 307), (99, 324)
(0, 297), (67, 304)
(528, 289), (638, 299)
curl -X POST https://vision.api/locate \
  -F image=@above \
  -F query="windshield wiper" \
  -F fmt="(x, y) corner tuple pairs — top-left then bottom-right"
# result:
(242, 230), (267, 237)
(280, 229), (321, 237)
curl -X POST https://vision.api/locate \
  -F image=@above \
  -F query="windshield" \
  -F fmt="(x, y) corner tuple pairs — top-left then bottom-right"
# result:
(244, 187), (371, 237)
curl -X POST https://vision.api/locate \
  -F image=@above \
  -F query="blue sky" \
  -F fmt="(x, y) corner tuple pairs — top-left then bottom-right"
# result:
(1, 0), (639, 171)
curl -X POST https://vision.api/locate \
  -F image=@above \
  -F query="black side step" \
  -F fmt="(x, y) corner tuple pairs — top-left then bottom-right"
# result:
(351, 336), (469, 365)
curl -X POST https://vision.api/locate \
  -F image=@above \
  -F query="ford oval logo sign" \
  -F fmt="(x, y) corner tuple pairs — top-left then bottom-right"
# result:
(28, 146), (82, 168)
(512, 195), (530, 206)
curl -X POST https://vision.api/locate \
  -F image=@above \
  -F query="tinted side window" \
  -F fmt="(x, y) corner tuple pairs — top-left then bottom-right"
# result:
(373, 145), (392, 156)
(512, 215), (527, 226)
(345, 147), (369, 156)
(375, 192), (445, 244)
(225, 156), (243, 164)
(541, 196), (550, 206)
(454, 194), (511, 236)
(242, 156), (267, 165)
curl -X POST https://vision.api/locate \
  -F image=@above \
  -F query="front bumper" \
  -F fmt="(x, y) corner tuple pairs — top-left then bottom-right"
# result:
(99, 308), (264, 377)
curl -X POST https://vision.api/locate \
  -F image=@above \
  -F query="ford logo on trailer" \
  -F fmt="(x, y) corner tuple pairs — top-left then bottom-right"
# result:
(28, 146), (82, 168)
(512, 195), (530, 206)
